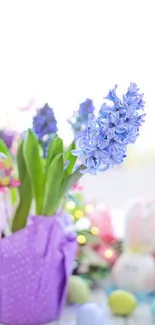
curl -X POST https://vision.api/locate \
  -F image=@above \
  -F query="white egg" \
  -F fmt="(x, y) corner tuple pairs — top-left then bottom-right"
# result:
(76, 303), (104, 325)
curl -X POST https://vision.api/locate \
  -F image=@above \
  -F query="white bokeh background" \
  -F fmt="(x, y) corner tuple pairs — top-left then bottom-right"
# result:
(0, 0), (155, 236)
(0, 0), (155, 146)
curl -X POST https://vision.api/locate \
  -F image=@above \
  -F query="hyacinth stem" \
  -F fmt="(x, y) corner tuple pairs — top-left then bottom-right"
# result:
(66, 164), (86, 190)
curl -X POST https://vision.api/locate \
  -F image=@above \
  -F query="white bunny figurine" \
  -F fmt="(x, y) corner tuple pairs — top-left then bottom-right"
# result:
(112, 198), (155, 293)
(124, 197), (155, 254)
(112, 251), (155, 293)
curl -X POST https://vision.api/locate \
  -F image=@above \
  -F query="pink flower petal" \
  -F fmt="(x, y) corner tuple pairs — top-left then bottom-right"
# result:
(9, 179), (20, 188)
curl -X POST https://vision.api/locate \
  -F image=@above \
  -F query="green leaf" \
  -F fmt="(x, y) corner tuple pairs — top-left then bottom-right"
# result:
(12, 141), (32, 232)
(12, 176), (32, 232)
(46, 135), (63, 167)
(65, 164), (86, 190)
(60, 142), (77, 195)
(42, 153), (64, 215)
(23, 130), (45, 214)
(10, 188), (18, 205)
(64, 141), (75, 160)
(0, 139), (12, 160)
(64, 141), (77, 176)
(17, 141), (26, 187)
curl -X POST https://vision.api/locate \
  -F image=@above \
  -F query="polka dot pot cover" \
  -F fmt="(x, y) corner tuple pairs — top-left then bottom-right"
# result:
(0, 215), (77, 325)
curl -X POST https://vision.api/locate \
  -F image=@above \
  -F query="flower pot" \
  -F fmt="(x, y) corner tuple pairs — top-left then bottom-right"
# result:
(0, 215), (77, 325)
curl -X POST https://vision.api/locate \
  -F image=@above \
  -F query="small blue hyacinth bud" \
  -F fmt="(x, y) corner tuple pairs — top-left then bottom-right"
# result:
(79, 99), (95, 118)
(69, 99), (95, 140)
(33, 103), (58, 157)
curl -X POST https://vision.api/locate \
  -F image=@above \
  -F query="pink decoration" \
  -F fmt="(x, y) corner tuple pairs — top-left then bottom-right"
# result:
(0, 179), (20, 192)
(89, 208), (115, 241)
(72, 183), (83, 191)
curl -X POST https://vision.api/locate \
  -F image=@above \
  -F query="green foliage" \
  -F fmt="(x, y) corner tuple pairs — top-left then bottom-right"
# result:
(46, 135), (63, 167)
(12, 131), (79, 232)
(12, 141), (32, 232)
(42, 154), (64, 215)
(64, 141), (77, 176)
(23, 130), (45, 214)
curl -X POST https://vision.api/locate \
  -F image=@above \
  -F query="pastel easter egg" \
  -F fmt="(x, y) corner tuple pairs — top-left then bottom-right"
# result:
(108, 290), (137, 316)
(68, 276), (90, 304)
(76, 303), (104, 325)
(0, 153), (13, 186)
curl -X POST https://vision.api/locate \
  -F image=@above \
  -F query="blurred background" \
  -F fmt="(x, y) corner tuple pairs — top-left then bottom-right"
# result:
(0, 0), (155, 238)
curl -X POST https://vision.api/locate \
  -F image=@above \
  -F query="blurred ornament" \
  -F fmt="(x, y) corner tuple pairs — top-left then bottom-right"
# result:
(76, 303), (104, 325)
(108, 290), (137, 316)
(112, 252), (155, 293)
(75, 209), (84, 219)
(104, 249), (114, 259)
(89, 208), (115, 241)
(91, 227), (99, 235)
(97, 246), (118, 266)
(68, 276), (90, 304)
(0, 153), (20, 191)
(85, 204), (95, 214)
(66, 201), (76, 210)
(0, 153), (13, 188)
(74, 243), (110, 284)
(0, 152), (19, 236)
(78, 235), (87, 245)
(75, 217), (91, 231)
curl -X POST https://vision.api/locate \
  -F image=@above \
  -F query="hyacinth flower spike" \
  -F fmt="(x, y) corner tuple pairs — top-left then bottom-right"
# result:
(33, 103), (58, 156)
(68, 98), (95, 140)
(70, 83), (145, 182)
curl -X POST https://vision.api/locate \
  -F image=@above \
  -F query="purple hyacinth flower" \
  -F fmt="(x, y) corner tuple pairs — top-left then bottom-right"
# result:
(33, 103), (58, 141)
(33, 103), (58, 157)
(79, 98), (95, 117)
(72, 83), (145, 174)
(0, 130), (15, 148)
(69, 99), (95, 140)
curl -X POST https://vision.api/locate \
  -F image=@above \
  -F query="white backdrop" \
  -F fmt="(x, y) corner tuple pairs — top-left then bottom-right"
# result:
(0, 1), (155, 226)
(0, 0), (155, 147)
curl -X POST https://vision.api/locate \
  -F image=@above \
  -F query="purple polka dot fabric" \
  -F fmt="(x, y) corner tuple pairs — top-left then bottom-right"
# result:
(0, 215), (77, 325)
